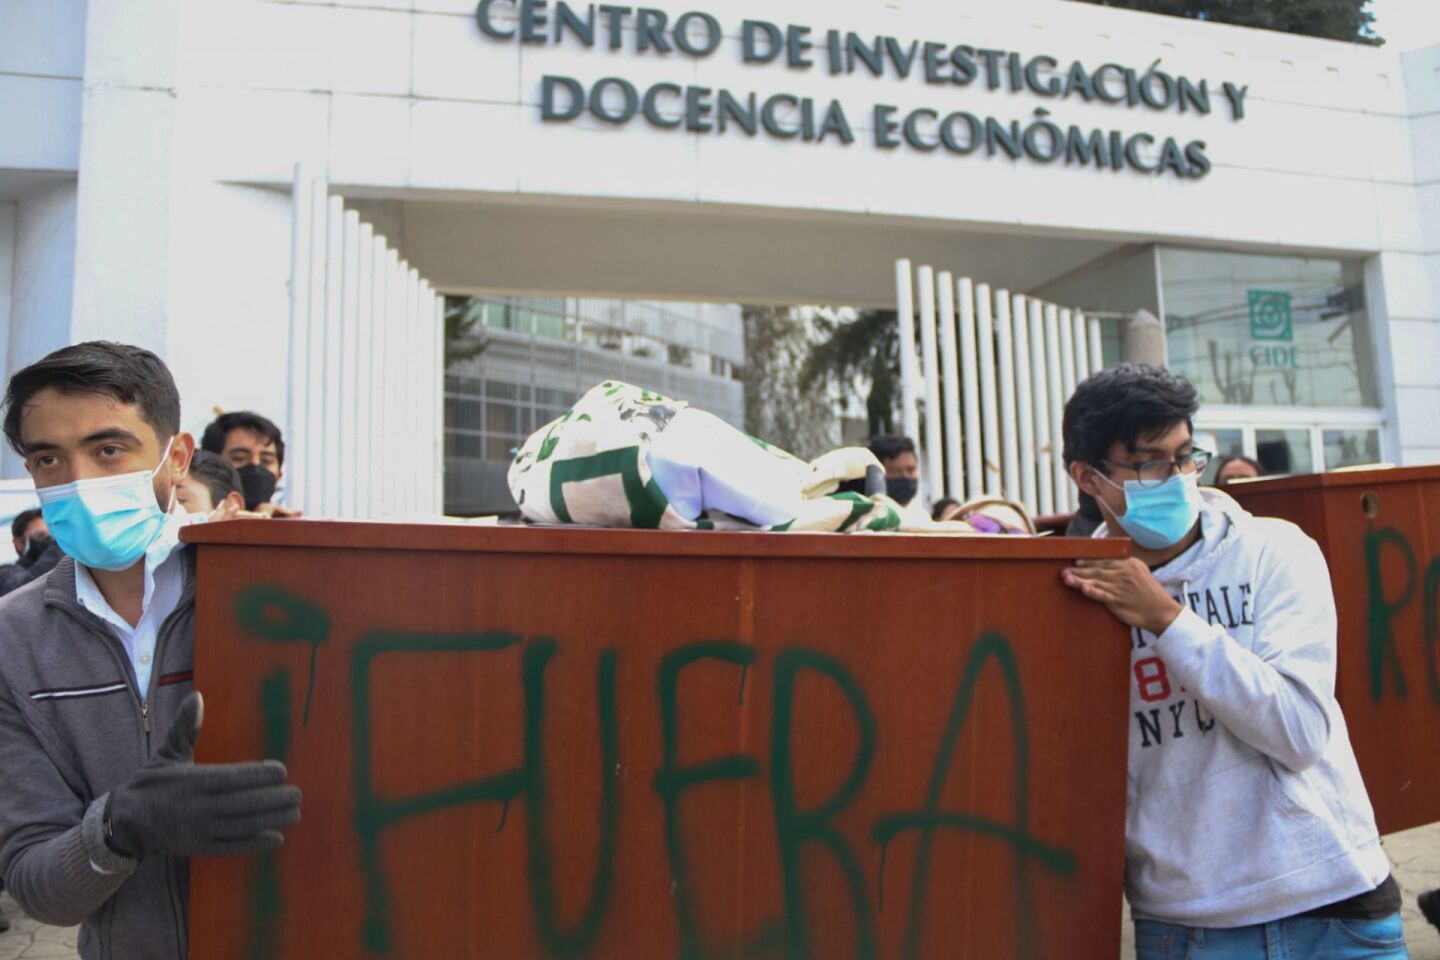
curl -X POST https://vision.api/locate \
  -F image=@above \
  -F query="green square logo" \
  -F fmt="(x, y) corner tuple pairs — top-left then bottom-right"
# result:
(1248, 289), (1293, 341)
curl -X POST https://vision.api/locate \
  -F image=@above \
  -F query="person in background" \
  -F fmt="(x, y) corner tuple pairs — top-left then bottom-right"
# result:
(10, 508), (47, 560)
(0, 342), (302, 960)
(1059, 364), (1402, 959)
(0, 508), (61, 598)
(1065, 492), (1104, 537)
(1213, 454), (1264, 486)
(174, 451), (245, 521)
(199, 411), (300, 517)
(931, 497), (961, 522)
(867, 434), (931, 525)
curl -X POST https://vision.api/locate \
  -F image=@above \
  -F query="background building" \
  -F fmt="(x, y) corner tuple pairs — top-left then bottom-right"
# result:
(443, 295), (743, 513)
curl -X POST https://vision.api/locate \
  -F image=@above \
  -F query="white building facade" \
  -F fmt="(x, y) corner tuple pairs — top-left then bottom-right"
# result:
(1, 0), (1437, 513)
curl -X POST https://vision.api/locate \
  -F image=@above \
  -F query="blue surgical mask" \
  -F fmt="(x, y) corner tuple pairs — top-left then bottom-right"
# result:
(1094, 469), (1202, 550)
(37, 438), (176, 571)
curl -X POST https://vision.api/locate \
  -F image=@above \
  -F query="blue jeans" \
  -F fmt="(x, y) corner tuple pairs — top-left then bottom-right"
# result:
(1135, 913), (1408, 959)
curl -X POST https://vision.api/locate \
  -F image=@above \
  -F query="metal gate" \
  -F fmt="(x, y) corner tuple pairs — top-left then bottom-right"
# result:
(286, 167), (444, 519)
(896, 258), (1103, 517)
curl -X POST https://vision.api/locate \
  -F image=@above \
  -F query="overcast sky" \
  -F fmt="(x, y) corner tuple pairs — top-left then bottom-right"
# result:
(1368, 0), (1440, 49)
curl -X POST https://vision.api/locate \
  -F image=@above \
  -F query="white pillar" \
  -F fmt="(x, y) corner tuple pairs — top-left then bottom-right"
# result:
(5, 184), (78, 477)
(1125, 308), (1167, 366)
(68, 0), (181, 351)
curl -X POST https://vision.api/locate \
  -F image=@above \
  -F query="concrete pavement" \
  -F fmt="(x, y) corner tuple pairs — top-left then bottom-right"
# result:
(6, 821), (1440, 957)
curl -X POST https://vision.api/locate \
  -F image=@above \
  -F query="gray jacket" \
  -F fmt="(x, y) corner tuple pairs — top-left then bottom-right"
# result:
(0, 551), (196, 960)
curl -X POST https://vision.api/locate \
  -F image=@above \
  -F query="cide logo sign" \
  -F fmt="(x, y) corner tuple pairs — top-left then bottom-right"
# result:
(1248, 288), (1298, 370)
(1248, 289), (1293, 341)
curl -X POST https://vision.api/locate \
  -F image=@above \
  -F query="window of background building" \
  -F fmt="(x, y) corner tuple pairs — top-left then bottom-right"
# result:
(1196, 428), (1245, 484)
(1323, 428), (1382, 470)
(1196, 423), (1383, 478)
(1160, 248), (1378, 409)
(1255, 428), (1313, 476)
(1160, 247), (1384, 475)
(477, 296), (568, 339)
(442, 294), (746, 516)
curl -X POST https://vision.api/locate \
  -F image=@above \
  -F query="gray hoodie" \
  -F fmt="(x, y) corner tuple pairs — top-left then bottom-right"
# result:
(1102, 488), (1390, 927)
(0, 551), (195, 960)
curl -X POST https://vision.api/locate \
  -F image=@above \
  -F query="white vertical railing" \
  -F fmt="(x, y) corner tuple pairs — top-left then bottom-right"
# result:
(975, 283), (1001, 496)
(894, 260), (921, 448)
(957, 277), (981, 502)
(1043, 303), (1068, 513)
(353, 222), (375, 519)
(896, 260), (1104, 519)
(916, 265), (944, 503)
(338, 208), (361, 520)
(286, 171), (312, 516)
(1087, 314), (1104, 372)
(1071, 309), (1090, 393)
(1012, 293), (1037, 513)
(994, 291), (1019, 501)
(287, 165), (445, 518)
(303, 181), (327, 515)
(936, 272), (962, 500)
(321, 195), (344, 514)
(1030, 298), (1055, 516)
(432, 297), (446, 512)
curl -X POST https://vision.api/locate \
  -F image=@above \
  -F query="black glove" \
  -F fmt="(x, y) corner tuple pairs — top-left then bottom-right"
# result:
(105, 692), (302, 859)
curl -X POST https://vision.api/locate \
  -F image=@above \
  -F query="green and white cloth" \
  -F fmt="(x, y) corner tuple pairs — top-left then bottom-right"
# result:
(507, 381), (926, 533)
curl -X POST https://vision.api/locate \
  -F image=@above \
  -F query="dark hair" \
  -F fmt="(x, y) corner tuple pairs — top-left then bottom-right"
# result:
(1214, 455), (1264, 480)
(10, 507), (41, 542)
(201, 411), (285, 467)
(2, 342), (181, 456)
(868, 435), (916, 463)
(1062, 364), (1198, 467)
(930, 497), (960, 521)
(188, 451), (244, 506)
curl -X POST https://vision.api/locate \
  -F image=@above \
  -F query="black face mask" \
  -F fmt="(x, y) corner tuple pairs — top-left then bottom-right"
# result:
(886, 476), (919, 505)
(22, 533), (52, 565)
(237, 464), (279, 511)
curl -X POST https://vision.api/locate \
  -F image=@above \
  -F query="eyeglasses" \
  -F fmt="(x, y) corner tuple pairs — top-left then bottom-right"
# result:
(1099, 449), (1211, 489)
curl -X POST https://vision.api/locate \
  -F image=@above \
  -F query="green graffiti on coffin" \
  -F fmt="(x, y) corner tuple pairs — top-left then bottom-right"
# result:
(236, 585), (1082, 959)
(1364, 526), (1440, 703)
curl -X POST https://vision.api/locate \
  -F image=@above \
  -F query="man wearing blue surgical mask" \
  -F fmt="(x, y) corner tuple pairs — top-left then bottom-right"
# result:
(0, 342), (301, 960)
(1059, 364), (1401, 960)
